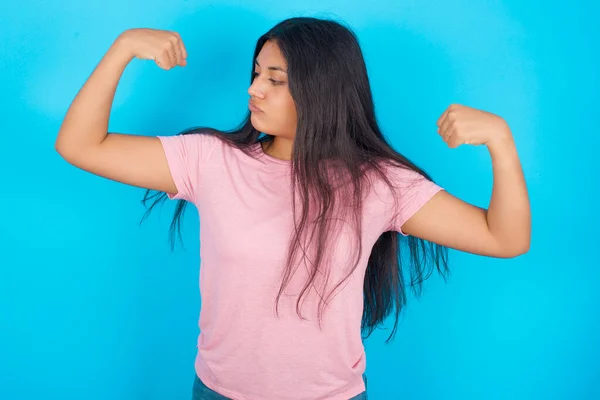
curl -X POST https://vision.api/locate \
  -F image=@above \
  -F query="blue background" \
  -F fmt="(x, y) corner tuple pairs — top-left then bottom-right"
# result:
(1, 1), (598, 399)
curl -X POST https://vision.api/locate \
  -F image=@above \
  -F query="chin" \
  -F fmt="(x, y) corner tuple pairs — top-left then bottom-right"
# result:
(251, 118), (278, 137)
(250, 114), (267, 132)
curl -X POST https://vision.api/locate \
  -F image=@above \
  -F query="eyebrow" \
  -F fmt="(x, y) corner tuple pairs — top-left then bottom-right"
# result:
(255, 59), (288, 73)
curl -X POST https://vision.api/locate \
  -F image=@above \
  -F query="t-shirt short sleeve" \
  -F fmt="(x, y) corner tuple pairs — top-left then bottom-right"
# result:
(157, 133), (217, 203)
(385, 165), (444, 236)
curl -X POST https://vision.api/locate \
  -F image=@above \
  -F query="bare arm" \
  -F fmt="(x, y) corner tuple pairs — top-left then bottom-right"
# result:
(402, 137), (531, 258)
(402, 105), (531, 258)
(55, 29), (187, 194)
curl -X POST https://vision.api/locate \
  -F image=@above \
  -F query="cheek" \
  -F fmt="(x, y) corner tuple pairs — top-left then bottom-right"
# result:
(270, 96), (296, 124)
(283, 97), (297, 125)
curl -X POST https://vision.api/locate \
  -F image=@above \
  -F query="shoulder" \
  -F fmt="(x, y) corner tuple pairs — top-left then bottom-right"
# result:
(368, 160), (444, 210)
(159, 130), (227, 158)
(369, 160), (439, 190)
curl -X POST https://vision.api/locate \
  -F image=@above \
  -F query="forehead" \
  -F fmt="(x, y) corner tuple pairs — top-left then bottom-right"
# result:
(256, 40), (287, 65)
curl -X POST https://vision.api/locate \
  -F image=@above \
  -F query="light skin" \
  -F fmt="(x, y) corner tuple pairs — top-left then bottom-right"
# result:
(249, 41), (531, 258)
(248, 40), (297, 161)
(55, 28), (530, 259)
(405, 105), (531, 258)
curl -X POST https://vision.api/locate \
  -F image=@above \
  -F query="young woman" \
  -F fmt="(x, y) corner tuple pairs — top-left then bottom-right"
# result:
(55, 17), (530, 400)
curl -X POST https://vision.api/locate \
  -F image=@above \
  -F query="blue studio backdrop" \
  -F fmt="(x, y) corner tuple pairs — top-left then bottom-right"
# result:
(1, 1), (598, 399)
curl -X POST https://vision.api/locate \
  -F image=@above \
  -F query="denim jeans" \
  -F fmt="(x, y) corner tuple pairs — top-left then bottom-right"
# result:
(191, 373), (368, 400)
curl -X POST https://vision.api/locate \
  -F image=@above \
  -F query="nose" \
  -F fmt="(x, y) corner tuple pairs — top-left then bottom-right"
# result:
(248, 79), (265, 99)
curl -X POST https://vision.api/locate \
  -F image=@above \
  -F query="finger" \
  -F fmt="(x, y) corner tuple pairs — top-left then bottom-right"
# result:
(169, 37), (184, 66)
(178, 43), (187, 66)
(155, 56), (169, 70)
(439, 112), (453, 138)
(438, 126), (451, 142)
(436, 107), (450, 127)
(174, 32), (188, 61)
(163, 45), (176, 69)
(173, 49), (180, 67)
(447, 134), (462, 148)
(169, 41), (180, 68)
(174, 46), (185, 66)
(437, 127), (449, 141)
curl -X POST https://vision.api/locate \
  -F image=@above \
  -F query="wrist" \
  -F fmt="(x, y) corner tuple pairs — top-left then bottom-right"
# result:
(110, 32), (135, 62)
(486, 120), (514, 150)
(486, 131), (519, 168)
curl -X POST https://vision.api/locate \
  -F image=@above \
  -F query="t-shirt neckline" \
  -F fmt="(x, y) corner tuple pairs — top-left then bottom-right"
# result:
(257, 142), (292, 166)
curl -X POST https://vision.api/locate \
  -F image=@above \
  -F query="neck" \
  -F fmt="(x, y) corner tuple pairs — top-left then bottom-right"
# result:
(262, 137), (294, 161)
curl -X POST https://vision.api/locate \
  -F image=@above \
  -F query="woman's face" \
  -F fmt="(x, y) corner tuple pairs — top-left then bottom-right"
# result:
(248, 40), (297, 140)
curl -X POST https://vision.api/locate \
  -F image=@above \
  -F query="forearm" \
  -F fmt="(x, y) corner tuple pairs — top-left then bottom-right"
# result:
(486, 133), (531, 255)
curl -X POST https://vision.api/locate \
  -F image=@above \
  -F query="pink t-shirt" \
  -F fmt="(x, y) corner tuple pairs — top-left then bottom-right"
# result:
(157, 133), (443, 400)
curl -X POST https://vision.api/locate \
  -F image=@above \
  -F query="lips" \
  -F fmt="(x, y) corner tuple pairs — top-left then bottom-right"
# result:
(249, 102), (263, 112)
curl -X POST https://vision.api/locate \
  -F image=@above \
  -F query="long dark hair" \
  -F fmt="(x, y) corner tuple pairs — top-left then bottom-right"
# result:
(140, 17), (450, 343)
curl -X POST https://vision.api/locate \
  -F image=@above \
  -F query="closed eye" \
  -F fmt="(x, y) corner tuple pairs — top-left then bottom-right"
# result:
(253, 72), (285, 86)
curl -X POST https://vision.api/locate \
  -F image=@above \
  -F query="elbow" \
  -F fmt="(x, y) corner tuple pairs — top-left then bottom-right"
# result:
(507, 244), (530, 258)
(54, 127), (78, 159)
(55, 135), (80, 164)
(55, 141), (72, 164)
(499, 239), (530, 258)
(55, 141), (65, 157)
(55, 135), (69, 157)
